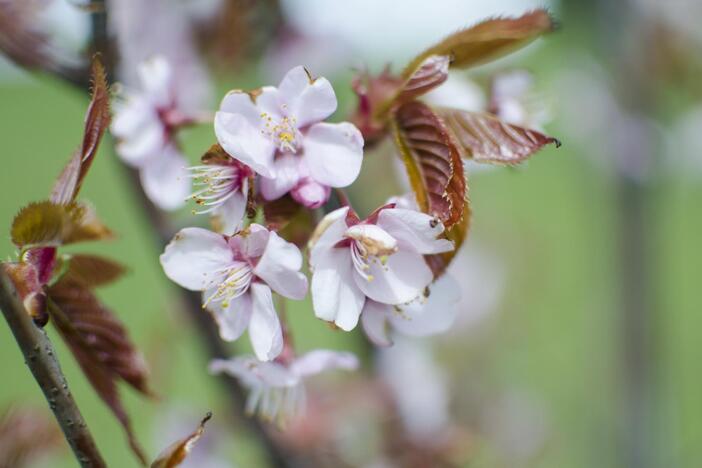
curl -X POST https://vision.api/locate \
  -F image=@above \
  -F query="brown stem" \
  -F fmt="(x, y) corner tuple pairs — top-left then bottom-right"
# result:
(0, 268), (106, 467)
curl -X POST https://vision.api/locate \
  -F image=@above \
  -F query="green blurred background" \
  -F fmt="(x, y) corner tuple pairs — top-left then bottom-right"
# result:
(1, 0), (701, 467)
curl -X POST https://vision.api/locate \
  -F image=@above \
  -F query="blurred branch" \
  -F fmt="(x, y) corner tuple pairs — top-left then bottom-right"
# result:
(0, 267), (106, 467)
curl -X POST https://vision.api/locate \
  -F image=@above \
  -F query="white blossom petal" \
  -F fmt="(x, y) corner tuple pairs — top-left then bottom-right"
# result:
(290, 350), (359, 378)
(361, 300), (393, 347)
(215, 112), (276, 178)
(277, 66), (337, 127)
(354, 249), (432, 304)
(311, 248), (365, 331)
(205, 290), (252, 342)
(259, 154), (302, 201)
(214, 186), (248, 236)
(160, 227), (232, 291)
(235, 223), (270, 259)
(254, 231), (308, 300)
(139, 147), (190, 211)
(303, 122), (364, 187)
(248, 283), (283, 361)
(388, 274), (460, 337)
(377, 208), (454, 254)
(114, 117), (164, 167)
(308, 207), (349, 266)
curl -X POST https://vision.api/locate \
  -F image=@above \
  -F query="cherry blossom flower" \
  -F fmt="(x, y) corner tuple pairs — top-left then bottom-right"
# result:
(489, 70), (551, 130)
(160, 224), (308, 361)
(186, 156), (253, 235)
(111, 56), (191, 210)
(209, 350), (358, 424)
(214, 66), (364, 208)
(308, 205), (453, 331)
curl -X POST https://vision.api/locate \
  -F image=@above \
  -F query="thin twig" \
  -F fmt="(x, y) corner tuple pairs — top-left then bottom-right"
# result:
(0, 268), (106, 467)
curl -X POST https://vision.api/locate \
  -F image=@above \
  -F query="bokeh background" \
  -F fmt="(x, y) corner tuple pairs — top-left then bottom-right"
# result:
(1, 0), (701, 467)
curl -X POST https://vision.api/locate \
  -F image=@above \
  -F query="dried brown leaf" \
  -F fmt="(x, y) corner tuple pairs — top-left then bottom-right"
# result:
(51, 58), (111, 204)
(47, 280), (151, 465)
(437, 108), (560, 164)
(403, 9), (555, 77)
(392, 101), (466, 228)
(150, 412), (212, 468)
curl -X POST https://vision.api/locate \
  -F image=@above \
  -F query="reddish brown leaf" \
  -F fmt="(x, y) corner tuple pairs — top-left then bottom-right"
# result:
(403, 9), (555, 77)
(63, 202), (114, 244)
(1, 262), (47, 326)
(437, 108), (560, 164)
(150, 412), (212, 468)
(425, 202), (471, 277)
(0, 405), (64, 468)
(47, 279), (151, 465)
(51, 58), (111, 204)
(200, 143), (231, 166)
(395, 55), (450, 105)
(60, 254), (127, 289)
(392, 101), (466, 228)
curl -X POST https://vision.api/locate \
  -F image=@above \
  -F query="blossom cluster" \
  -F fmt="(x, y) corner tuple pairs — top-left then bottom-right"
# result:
(110, 60), (465, 422)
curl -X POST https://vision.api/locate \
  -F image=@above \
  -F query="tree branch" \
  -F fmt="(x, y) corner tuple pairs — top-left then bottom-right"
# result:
(0, 267), (106, 467)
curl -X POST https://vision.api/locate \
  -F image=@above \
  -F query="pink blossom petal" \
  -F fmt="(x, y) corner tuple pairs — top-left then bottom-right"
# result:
(290, 350), (359, 378)
(277, 66), (337, 127)
(354, 249), (432, 305)
(254, 231), (308, 300)
(377, 208), (454, 254)
(290, 179), (330, 208)
(115, 116), (164, 167)
(205, 289), (252, 342)
(361, 300), (393, 347)
(248, 283), (283, 361)
(304, 122), (364, 187)
(259, 154), (302, 201)
(160, 227), (232, 291)
(231, 223), (270, 260)
(215, 112), (276, 178)
(311, 248), (365, 331)
(139, 147), (190, 211)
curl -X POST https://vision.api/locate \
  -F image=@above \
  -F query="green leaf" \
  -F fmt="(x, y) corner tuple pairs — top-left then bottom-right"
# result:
(392, 101), (466, 229)
(403, 9), (555, 78)
(436, 107), (560, 164)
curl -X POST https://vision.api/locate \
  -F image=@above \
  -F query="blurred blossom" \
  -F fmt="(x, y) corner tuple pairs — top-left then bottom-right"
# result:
(215, 66), (364, 208)
(378, 338), (450, 440)
(152, 407), (231, 468)
(489, 69), (551, 130)
(209, 350), (358, 425)
(0, 405), (63, 467)
(633, 0), (702, 46)
(111, 56), (191, 210)
(422, 73), (485, 112)
(555, 59), (657, 181)
(108, 0), (212, 114)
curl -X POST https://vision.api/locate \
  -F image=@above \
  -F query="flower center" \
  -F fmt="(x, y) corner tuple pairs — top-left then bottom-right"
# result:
(203, 262), (254, 309)
(187, 165), (243, 214)
(350, 241), (394, 282)
(260, 112), (301, 153)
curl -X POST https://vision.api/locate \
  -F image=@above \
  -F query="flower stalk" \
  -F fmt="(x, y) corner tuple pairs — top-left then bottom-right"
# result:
(0, 267), (106, 468)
